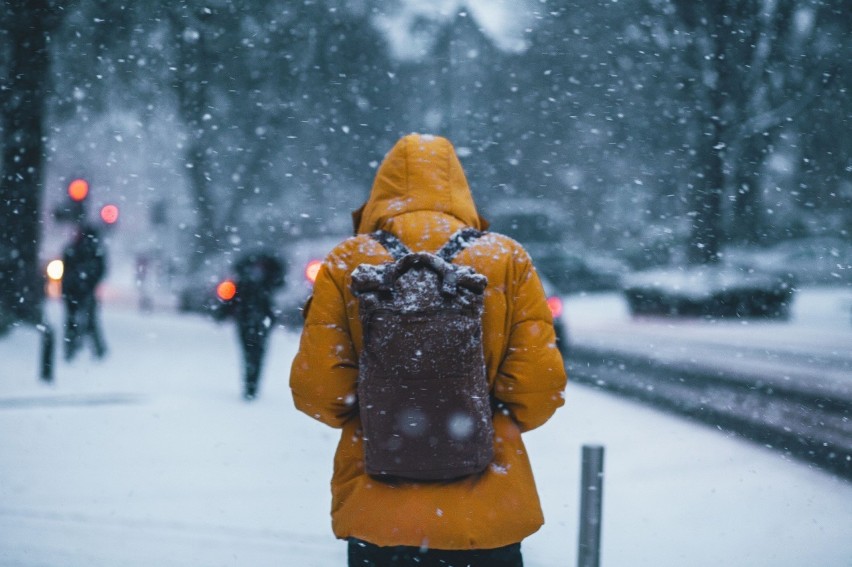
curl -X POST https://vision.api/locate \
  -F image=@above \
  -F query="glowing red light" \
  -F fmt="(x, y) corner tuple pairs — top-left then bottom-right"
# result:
(217, 279), (237, 301)
(305, 259), (322, 284)
(68, 178), (89, 201)
(546, 296), (563, 319)
(100, 204), (119, 224)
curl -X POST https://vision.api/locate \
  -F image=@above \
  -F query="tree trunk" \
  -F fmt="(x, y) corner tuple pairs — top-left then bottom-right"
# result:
(730, 135), (769, 245)
(687, 135), (725, 265)
(687, 67), (726, 263)
(683, 3), (732, 266)
(173, 8), (220, 268)
(0, 0), (56, 325)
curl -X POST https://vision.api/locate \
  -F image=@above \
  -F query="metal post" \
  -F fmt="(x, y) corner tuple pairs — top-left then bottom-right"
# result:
(39, 322), (54, 383)
(577, 444), (605, 567)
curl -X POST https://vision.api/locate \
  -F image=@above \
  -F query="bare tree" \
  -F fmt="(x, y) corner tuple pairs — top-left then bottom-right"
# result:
(666, 0), (843, 261)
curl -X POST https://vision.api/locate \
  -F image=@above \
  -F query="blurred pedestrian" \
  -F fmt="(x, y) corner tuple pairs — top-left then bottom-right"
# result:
(217, 251), (285, 400)
(290, 134), (567, 566)
(61, 224), (107, 361)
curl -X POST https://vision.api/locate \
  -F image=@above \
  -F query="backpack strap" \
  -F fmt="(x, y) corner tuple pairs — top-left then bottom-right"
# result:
(437, 228), (484, 262)
(371, 228), (483, 262)
(370, 230), (411, 261)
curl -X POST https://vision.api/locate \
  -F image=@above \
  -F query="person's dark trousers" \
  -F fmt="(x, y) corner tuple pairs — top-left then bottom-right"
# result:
(63, 297), (82, 360)
(348, 538), (523, 567)
(238, 323), (269, 399)
(66, 295), (106, 360)
(81, 295), (106, 358)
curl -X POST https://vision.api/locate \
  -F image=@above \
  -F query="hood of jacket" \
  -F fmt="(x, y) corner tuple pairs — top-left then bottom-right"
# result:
(353, 133), (488, 234)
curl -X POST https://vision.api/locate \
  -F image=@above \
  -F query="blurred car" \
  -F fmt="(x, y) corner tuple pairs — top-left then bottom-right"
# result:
(537, 250), (626, 294)
(539, 273), (570, 356)
(722, 237), (851, 285)
(485, 198), (626, 294)
(175, 256), (232, 315)
(175, 249), (291, 314)
(174, 237), (344, 325)
(622, 264), (795, 319)
(275, 235), (347, 327)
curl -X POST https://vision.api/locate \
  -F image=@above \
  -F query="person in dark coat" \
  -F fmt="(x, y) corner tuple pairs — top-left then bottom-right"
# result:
(61, 224), (107, 361)
(218, 252), (285, 400)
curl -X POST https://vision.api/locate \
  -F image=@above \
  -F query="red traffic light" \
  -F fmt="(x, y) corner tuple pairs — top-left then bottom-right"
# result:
(100, 204), (119, 224)
(305, 259), (323, 284)
(68, 178), (89, 201)
(546, 295), (564, 319)
(217, 279), (237, 301)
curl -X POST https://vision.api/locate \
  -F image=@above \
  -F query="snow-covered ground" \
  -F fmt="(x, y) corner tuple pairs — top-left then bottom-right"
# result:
(1, 290), (851, 566)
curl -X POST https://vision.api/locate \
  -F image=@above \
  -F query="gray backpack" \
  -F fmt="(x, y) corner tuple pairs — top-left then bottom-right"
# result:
(350, 228), (493, 480)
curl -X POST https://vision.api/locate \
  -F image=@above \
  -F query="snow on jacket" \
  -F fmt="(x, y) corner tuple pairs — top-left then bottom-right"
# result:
(289, 133), (568, 550)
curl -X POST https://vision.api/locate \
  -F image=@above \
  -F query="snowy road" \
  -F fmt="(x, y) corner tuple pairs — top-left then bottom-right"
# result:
(562, 287), (852, 476)
(1, 297), (851, 566)
(562, 287), (852, 382)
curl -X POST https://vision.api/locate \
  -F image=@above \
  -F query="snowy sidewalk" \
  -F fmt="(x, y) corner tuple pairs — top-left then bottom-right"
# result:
(0, 300), (850, 566)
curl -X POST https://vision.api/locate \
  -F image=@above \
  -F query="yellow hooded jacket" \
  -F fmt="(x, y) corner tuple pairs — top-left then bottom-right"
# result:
(290, 133), (568, 550)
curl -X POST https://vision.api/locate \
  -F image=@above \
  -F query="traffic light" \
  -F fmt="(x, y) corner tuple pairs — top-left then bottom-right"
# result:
(54, 178), (121, 228)
(67, 178), (89, 201)
(100, 204), (119, 225)
(217, 279), (237, 301)
(305, 259), (323, 284)
(54, 178), (89, 222)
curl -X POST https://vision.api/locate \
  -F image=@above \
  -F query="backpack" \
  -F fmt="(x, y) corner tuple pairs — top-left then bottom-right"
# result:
(350, 228), (493, 481)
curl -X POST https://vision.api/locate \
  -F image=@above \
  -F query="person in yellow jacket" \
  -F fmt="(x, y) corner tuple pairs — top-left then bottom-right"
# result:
(290, 133), (567, 566)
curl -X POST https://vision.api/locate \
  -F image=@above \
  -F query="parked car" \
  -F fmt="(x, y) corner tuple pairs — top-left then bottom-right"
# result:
(485, 198), (626, 294)
(622, 264), (795, 319)
(534, 249), (626, 294)
(722, 237), (852, 285)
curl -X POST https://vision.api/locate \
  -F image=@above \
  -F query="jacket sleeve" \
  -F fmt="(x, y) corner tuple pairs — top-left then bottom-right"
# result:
(289, 261), (359, 429)
(493, 254), (568, 433)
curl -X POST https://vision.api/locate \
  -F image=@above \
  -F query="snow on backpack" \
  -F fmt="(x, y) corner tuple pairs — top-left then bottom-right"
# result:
(350, 228), (494, 481)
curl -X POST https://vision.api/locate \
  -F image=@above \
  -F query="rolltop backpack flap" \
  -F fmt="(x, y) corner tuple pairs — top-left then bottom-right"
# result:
(388, 252), (472, 313)
(350, 263), (394, 312)
(443, 263), (488, 309)
(349, 229), (495, 481)
(395, 253), (487, 301)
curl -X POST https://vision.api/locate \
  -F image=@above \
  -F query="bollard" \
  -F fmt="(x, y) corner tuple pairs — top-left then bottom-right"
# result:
(39, 322), (55, 383)
(577, 444), (605, 567)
